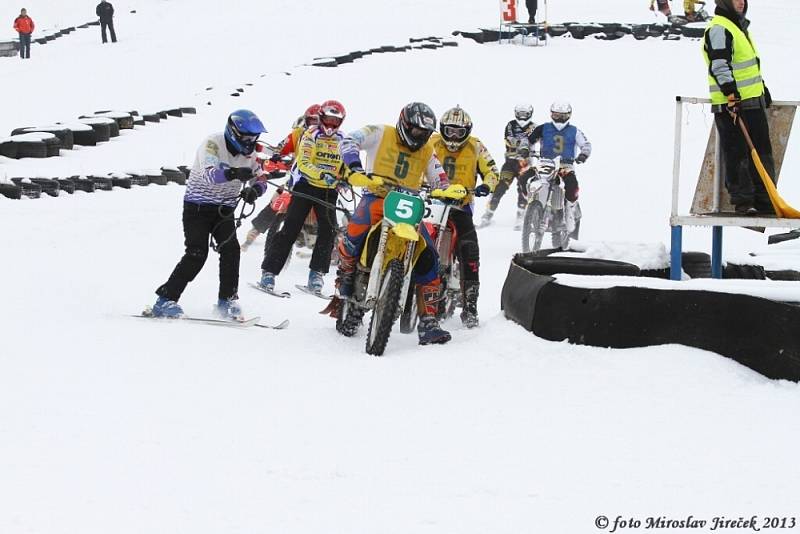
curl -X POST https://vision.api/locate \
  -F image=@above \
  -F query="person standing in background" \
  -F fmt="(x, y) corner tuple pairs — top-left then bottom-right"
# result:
(96, 0), (117, 43)
(13, 8), (34, 59)
(703, 0), (775, 215)
(526, 0), (538, 23)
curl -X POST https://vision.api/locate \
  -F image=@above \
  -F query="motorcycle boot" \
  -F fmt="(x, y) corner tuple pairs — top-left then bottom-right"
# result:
(417, 282), (452, 345)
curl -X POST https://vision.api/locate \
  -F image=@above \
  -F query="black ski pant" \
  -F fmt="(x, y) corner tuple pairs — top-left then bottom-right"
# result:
(156, 202), (240, 301)
(262, 180), (338, 275)
(714, 108), (775, 211)
(18, 33), (31, 58)
(100, 20), (117, 43)
(489, 158), (527, 211)
(526, 0), (538, 22)
(449, 209), (480, 283)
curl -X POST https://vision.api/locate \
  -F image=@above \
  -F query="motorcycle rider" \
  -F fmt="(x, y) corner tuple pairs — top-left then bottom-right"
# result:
(334, 102), (459, 346)
(527, 101), (591, 236)
(241, 103), (320, 251)
(430, 106), (499, 328)
(150, 109), (269, 319)
(480, 104), (537, 228)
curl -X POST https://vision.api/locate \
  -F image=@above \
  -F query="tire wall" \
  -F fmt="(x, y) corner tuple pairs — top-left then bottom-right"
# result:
(503, 260), (800, 381)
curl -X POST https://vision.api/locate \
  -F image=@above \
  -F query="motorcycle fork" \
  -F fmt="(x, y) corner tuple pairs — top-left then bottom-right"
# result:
(364, 223), (390, 309)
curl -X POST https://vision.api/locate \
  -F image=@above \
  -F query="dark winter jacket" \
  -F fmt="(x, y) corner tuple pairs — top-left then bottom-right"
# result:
(96, 1), (114, 22)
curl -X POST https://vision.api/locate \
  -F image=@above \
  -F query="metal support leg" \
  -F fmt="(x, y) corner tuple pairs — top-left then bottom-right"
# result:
(711, 225), (723, 278)
(670, 225), (683, 280)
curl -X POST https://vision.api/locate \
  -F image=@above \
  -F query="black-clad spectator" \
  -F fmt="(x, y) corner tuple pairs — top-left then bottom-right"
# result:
(96, 1), (117, 43)
(526, 0), (538, 23)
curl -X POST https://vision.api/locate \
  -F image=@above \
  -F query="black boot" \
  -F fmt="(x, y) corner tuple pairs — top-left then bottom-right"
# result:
(460, 281), (479, 328)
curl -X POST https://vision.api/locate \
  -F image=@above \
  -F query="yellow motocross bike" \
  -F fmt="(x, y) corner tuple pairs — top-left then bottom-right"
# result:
(333, 180), (466, 356)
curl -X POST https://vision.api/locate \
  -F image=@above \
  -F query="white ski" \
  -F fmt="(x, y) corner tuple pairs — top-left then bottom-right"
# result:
(248, 282), (291, 298)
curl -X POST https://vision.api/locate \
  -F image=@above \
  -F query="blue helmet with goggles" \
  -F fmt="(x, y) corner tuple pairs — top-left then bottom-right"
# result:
(225, 109), (267, 156)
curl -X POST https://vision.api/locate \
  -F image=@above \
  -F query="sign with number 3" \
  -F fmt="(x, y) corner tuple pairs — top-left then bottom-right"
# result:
(500, 0), (517, 22)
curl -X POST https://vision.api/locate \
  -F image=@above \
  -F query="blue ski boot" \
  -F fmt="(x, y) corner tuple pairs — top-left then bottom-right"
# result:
(152, 296), (184, 318)
(259, 271), (276, 292)
(215, 297), (243, 321)
(308, 270), (324, 293)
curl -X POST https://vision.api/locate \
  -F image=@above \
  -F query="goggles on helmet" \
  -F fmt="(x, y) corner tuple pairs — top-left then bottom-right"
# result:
(442, 124), (468, 140)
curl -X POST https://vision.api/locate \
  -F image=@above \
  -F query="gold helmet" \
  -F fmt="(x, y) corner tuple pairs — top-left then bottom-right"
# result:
(439, 106), (473, 152)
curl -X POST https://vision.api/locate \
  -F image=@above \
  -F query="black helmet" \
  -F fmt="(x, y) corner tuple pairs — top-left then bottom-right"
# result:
(397, 102), (436, 151)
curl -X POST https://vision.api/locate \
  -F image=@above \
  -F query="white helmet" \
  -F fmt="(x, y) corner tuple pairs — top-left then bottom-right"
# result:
(514, 103), (533, 126)
(550, 101), (572, 127)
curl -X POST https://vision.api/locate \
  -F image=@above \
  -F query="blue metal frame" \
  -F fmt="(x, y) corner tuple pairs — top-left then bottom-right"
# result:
(711, 225), (723, 278)
(670, 225), (683, 280)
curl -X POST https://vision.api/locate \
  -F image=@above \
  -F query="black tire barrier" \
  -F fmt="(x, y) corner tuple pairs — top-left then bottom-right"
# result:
(71, 127), (97, 146)
(682, 251), (712, 278)
(148, 173), (169, 186)
(12, 127), (74, 150)
(71, 177), (96, 193)
(12, 140), (48, 159)
(178, 165), (190, 179)
(128, 174), (150, 186)
(312, 58), (338, 67)
(166, 109), (183, 118)
(157, 111), (169, 120)
(1, 183), (23, 199)
(162, 167), (186, 185)
(640, 267), (671, 279)
(142, 113), (160, 123)
(88, 112), (134, 130)
(111, 176), (132, 189)
(80, 121), (111, 142)
(133, 118), (146, 126)
(513, 253), (641, 277)
(29, 178), (60, 196)
(547, 25), (569, 37)
(0, 141), (18, 158)
(87, 175), (114, 191)
(723, 263), (767, 280)
(56, 178), (76, 194)
(11, 178), (42, 198)
(34, 38), (48, 45)
(681, 25), (706, 38)
(766, 270), (800, 281)
(180, 107), (197, 114)
(41, 136), (62, 157)
(501, 260), (800, 381)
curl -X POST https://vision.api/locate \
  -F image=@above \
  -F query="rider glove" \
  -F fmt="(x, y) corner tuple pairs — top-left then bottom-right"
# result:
(240, 186), (259, 204)
(224, 167), (254, 182)
(474, 184), (491, 197)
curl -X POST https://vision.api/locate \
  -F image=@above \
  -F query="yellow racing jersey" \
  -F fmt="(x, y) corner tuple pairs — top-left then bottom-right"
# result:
(431, 133), (500, 206)
(341, 124), (448, 197)
(292, 126), (345, 190)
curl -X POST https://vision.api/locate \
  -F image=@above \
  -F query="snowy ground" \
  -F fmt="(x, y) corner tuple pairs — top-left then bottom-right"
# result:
(2, 1), (800, 533)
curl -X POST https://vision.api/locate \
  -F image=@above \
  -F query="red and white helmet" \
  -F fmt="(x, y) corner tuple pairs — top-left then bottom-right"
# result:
(318, 100), (346, 136)
(303, 104), (321, 127)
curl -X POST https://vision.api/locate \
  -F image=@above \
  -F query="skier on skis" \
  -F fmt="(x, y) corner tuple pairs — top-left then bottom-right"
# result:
(527, 101), (591, 235)
(259, 100), (367, 295)
(332, 102), (461, 346)
(150, 109), (269, 319)
(241, 103), (320, 251)
(430, 106), (499, 328)
(480, 104), (536, 228)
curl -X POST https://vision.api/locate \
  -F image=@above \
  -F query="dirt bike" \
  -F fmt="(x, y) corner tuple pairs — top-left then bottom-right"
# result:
(334, 179), (466, 356)
(398, 187), (477, 332)
(520, 158), (581, 253)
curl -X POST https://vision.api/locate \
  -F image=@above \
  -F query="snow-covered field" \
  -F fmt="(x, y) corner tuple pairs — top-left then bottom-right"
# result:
(2, 1), (800, 533)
